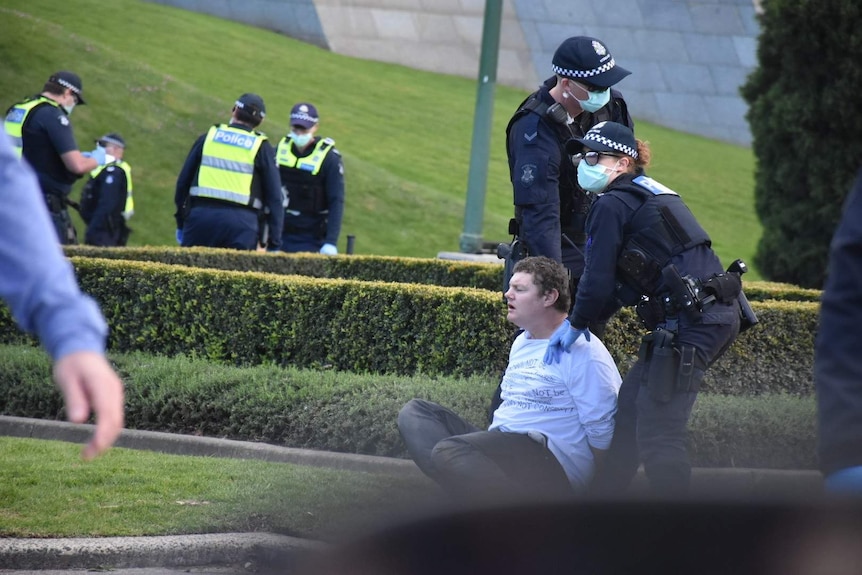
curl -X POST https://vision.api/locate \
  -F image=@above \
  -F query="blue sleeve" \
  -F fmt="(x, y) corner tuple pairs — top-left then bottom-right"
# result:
(508, 112), (562, 262)
(0, 134), (107, 360)
(174, 135), (205, 229)
(570, 194), (629, 329)
(34, 105), (79, 155)
(816, 167), (862, 476)
(258, 140), (285, 250)
(322, 148), (345, 246)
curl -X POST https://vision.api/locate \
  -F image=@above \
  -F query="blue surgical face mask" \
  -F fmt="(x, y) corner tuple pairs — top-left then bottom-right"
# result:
(577, 161), (614, 192)
(570, 87), (611, 113)
(290, 131), (313, 148)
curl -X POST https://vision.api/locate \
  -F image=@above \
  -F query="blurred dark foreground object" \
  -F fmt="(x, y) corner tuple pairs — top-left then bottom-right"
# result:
(292, 497), (862, 575)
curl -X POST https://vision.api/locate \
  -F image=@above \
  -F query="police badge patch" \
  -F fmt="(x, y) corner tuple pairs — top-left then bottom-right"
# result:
(520, 164), (536, 187)
(59, 116), (69, 126)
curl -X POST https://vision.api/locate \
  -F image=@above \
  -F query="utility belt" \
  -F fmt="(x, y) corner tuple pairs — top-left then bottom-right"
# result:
(188, 196), (261, 214)
(283, 217), (327, 238)
(635, 261), (754, 330)
(635, 260), (760, 403)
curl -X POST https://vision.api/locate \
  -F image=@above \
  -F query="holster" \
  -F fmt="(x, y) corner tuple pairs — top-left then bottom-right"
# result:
(639, 330), (705, 403)
(639, 329), (678, 403)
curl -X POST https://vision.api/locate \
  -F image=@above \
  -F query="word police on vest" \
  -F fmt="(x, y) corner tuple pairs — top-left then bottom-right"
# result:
(214, 129), (256, 150)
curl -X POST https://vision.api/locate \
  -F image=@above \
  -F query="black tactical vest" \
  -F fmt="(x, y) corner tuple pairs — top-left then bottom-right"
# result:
(608, 175), (711, 301)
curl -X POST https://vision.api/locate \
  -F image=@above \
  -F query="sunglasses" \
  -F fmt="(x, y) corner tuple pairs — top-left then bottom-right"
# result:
(572, 151), (622, 166)
(568, 79), (605, 93)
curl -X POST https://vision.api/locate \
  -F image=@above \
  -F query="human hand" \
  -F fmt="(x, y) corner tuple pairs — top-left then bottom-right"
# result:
(53, 351), (125, 460)
(175, 229), (183, 245)
(319, 243), (338, 255)
(84, 146), (107, 165)
(543, 320), (591, 364)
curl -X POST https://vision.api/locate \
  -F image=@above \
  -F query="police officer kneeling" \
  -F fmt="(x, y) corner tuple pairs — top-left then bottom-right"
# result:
(174, 93), (284, 251)
(544, 121), (749, 495)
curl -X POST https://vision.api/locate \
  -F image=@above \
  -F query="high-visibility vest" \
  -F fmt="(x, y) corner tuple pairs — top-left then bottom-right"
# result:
(190, 124), (266, 209)
(276, 137), (334, 213)
(3, 96), (60, 158)
(87, 161), (135, 219)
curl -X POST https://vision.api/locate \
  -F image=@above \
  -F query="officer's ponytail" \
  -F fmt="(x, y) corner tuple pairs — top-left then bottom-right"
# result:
(634, 139), (651, 170)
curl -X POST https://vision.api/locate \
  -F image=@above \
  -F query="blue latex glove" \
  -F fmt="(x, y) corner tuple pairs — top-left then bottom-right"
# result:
(83, 145), (107, 165)
(543, 320), (591, 364)
(175, 229), (183, 245)
(319, 243), (338, 255)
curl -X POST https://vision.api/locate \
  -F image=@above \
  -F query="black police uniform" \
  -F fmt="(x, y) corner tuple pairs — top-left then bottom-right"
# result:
(278, 136), (345, 253)
(816, 168), (862, 482)
(174, 122), (284, 251)
(506, 77), (633, 291)
(572, 171), (740, 494)
(79, 163), (131, 246)
(10, 98), (81, 243)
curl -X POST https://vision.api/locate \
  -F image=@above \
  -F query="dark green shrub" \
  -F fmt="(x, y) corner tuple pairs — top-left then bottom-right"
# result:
(0, 346), (815, 468)
(741, 0), (862, 288)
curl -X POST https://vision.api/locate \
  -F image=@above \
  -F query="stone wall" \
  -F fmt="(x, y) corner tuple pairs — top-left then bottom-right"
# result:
(144, 0), (762, 146)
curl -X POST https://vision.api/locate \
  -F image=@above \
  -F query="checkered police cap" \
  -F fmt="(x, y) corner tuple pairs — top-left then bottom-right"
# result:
(48, 71), (86, 104)
(568, 121), (639, 159)
(551, 36), (631, 88)
(290, 102), (319, 129)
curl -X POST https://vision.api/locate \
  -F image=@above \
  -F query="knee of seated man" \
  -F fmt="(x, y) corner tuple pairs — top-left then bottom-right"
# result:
(430, 436), (472, 470)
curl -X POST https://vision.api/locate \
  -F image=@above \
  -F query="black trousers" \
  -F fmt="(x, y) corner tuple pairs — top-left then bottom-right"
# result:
(398, 399), (573, 503)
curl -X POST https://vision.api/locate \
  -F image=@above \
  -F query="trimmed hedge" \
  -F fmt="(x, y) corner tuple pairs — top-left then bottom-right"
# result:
(63, 246), (820, 303)
(63, 246), (505, 292)
(0, 257), (818, 395)
(64, 258), (511, 377)
(0, 346), (816, 469)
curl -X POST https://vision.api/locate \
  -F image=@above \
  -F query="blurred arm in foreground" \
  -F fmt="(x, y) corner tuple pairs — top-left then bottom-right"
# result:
(0, 132), (124, 459)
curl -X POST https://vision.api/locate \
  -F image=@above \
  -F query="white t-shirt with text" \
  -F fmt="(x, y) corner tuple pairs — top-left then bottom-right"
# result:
(489, 331), (622, 489)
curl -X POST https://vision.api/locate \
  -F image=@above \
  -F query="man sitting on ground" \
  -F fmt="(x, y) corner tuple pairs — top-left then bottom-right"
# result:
(397, 256), (622, 502)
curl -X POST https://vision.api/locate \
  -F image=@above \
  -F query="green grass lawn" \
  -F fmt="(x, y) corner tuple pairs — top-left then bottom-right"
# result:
(0, 436), (442, 541)
(0, 0), (763, 278)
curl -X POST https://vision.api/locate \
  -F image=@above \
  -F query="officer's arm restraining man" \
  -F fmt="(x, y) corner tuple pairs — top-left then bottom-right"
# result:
(276, 102), (345, 255)
(545, 121), (751, 495)
(3, 70), (112, 244)
(504, 36), (633, 318)
(174, 93), (284, 251)
(79, 132), (133, 247)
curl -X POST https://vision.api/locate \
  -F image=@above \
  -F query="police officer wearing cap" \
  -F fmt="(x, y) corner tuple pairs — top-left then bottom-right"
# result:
(276, 102), (345, 255)
(505, 37), (634, 314)
(175, 93), (284, 250)
(544, 121), (744, 495)
(79, 133), (134, 247)
(3, 71), (112, 244)
(491, 36), (635, 418)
